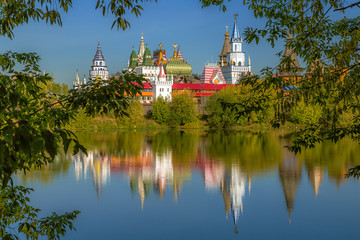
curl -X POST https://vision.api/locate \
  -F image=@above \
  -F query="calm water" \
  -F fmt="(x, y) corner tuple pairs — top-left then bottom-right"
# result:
(16, 130), (360, 239)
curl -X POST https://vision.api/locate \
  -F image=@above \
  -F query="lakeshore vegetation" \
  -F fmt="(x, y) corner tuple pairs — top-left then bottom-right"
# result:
(65, 82), (353, 131)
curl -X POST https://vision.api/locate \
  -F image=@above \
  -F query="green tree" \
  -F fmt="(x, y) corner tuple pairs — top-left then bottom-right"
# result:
(152, 97), (171, 125)
(206, 85), (273, 128)
(0, 51), (143, 238)
(169, 93), (198, 126)
(117, 100), (144, 127)
(201, 1), (360, 155)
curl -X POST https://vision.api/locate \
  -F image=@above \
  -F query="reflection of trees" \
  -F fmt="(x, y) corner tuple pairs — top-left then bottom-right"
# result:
(298, 137), (360, 187)
(205, 131), (282, 175)
(151, 131), (199, 165)
(17, 150), (71, 186)
(18, 130), (360, 229)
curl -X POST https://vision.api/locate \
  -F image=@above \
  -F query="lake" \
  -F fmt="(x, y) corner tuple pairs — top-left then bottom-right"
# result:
(16, 130), (360, 239)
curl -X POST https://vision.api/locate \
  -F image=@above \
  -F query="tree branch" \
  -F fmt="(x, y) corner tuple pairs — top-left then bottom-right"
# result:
(334, 1), (360, 11)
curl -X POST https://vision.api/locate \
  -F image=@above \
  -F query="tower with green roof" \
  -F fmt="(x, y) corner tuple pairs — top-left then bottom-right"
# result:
(142, 45), (153, 66)
(129, 48), (138, 68)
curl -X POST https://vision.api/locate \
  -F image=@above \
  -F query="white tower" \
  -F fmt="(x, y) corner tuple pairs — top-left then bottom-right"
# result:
(73, 70), (81, 89)
(221, 15), (252, 84)
(151, 64), (173, 101)
(89, 42), (109, 81)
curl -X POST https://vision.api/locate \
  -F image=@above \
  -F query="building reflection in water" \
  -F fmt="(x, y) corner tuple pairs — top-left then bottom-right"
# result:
(69, 132), (360, 233)
(279, 138), (302, 224)
(72, 151), (111, 199)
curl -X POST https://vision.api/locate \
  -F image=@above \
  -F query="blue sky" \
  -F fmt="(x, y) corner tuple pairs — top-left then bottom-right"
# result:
(0, 0), (354, 87)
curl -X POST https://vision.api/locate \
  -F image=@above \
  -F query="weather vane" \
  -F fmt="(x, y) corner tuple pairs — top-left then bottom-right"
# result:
(234, 13), (238, 22)
(173, 43), (178, 49)
(159, 43), (163, 50)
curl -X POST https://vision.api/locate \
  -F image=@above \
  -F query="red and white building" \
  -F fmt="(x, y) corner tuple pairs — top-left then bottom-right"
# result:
(199, 63), (225, 84)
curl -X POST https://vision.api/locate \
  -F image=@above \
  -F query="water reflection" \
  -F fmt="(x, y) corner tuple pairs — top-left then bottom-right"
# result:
(18, 130), (360, 236)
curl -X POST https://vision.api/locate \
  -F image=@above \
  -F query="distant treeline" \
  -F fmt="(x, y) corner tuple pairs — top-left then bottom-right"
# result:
(63, 84), (353, 130)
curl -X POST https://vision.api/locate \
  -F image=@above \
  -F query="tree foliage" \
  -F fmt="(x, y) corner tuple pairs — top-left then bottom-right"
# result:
(0, 51), (143, 238)
(206, 85), (273, 128)
(169, 93), (198, 126)
(152, 97), (171, 125)
(201, 0), (360, 177)
(117, 100), (144, 127)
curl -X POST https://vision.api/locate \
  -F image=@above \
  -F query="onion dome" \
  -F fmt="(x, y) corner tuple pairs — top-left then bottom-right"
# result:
(129, 48), (138, 68)
(165, 57), (192, 75)
(142, 45), (153, 66)
(165, 44), (192, 75)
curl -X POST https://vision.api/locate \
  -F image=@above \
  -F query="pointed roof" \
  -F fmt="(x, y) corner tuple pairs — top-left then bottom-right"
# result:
(75, 70), (80, 83)
(220, 26), (230, 57)
(279, 150), (302, 222)
(177, 48), (184, 61)
(138, 33), (146, 60)
(93, 42), (105, 61)
(129, 47), (138, 68)
(158, 64), (166, 78)
(231, 15), (241, 41)
(143, 45), (153, 66)
(282, 34), (300, 69)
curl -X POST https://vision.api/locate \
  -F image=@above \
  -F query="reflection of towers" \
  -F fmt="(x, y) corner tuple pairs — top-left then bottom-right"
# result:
(219, 164), (248, 233)
(154, 149), (173, 199)
(306, 163), (324, 198)
(230, 165), (245, 233)
(279, 139), (302, 223)
(72, 150), (111, 199)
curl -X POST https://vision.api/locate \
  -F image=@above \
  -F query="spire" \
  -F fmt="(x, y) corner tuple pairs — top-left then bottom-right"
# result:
(281, 34), (301, 69)
(83, 74), (87, 85)
(138, 32), (146, 64)
(248, 55), (251, 66)
(177, 47), (184, 61)
(231, 14), (241, 41)
(219, 26), (230, 66)
(172, 43), (178, 58)
(93, 42), (105, 61)
(75, 69), (80, 83)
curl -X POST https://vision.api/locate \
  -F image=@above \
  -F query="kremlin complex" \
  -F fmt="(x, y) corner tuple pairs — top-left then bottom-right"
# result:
(73, 16), (256, 103)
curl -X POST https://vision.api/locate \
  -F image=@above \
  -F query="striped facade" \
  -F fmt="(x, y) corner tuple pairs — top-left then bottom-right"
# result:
(199, 64), (225, 84)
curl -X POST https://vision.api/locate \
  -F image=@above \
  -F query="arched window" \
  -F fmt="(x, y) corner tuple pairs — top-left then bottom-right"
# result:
(100, 62), (102, 66)
(238, 61), (242, 66)
(96, 62), (98, 66)
(235, 45), (237, 51)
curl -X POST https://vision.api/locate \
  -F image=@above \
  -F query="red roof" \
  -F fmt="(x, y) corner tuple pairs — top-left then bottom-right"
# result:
(142, 82), (152, 89)
(172, 83), (230, 90)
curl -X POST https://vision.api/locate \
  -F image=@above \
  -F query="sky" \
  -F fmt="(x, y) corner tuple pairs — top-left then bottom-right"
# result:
(0, 0), (356, 87)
